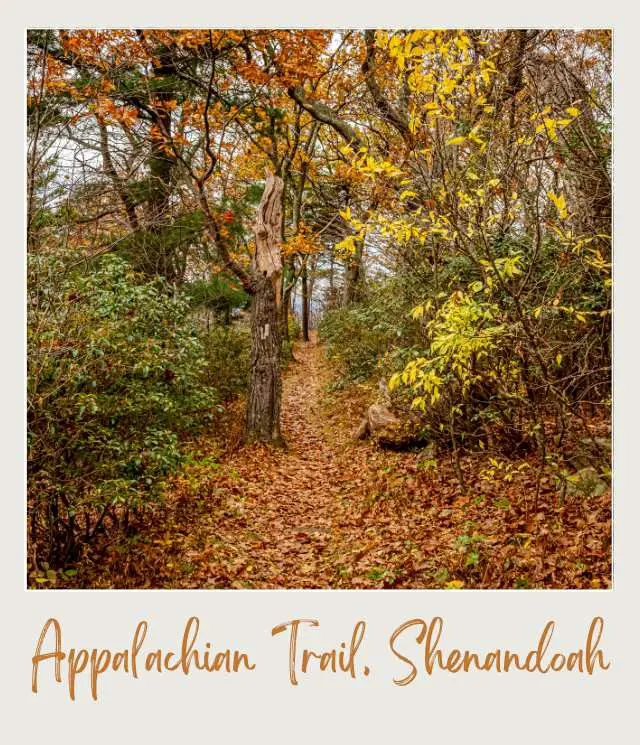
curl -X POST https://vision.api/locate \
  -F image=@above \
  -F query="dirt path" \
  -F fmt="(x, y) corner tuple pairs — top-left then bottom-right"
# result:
(206, 334), (348, 587)
(151, 333), (365, 589)
(95, 334), (610, 590)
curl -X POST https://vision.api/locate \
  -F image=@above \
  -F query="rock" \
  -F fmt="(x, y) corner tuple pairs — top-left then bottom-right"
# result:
(567, 436), (611, 470)
(567, 467), (609, 498)
(353, 378), (429, 449)
(369, 403), (400, 431)
(354, 403), (399, 440)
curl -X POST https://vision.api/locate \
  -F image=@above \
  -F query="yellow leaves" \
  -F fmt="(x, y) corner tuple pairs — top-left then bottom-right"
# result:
(409, 45), (428, 58)
(335, 225), (366, 256)
(400, 189), (418, 201)
(388, 34), (403, 52)
(535, 118), (557, 141)
(479, 58), (497, 84)
(441, 77), (457, 95)
(455, 33), (471, 51)
(351, 151), (402, 179)
(548, 191), (569, 219)
(282, 222), (321, 257)
(335, 236), (355, 255)
(467, 126), (486, 148)
(445, 580), (465, 589)
(378, 216), (429, 245)
(388, 372), (401, 392)
(408, 112), (421, 134)
(408, 29), (433, 45)
(543, 117), (558, 142)
(530, 106), (580, 144)
(446, 135), (466, 146)
(456, 190), (473, 210)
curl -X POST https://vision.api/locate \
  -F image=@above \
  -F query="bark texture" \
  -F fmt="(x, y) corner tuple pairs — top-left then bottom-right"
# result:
(287, 86), (364, 149)
(246, 276), (283, 444)
(246, 171), (285, 444)
(301, 256), (310, 341)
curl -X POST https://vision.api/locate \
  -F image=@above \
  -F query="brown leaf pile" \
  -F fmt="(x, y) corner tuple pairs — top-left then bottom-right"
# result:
(73, 337), (611, 590)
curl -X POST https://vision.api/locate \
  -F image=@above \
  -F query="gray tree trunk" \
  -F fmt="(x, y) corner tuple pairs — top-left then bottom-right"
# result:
(246, 276), (283, 444)
(301, 256), (310, 342)
(343, 236), (364, 305)
(246, 171), (285, 444)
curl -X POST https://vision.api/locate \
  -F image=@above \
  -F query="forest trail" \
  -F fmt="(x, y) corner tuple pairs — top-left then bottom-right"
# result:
(125, 332), (463, 590)
(28, 29), (612, 594)
(96, 335), (610, 590)
(143, 332), (386, 589)
(197, 332), (352, 588)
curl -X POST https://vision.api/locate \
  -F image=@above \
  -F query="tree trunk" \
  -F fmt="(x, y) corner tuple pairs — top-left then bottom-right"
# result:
(282, 283), (293, 343)
(246, 276), (283, 444)
(245, 170), (285, 444)
(343, 236), (364, 305)
(281, 255), (296, 343)
(301, 256), (310, 342)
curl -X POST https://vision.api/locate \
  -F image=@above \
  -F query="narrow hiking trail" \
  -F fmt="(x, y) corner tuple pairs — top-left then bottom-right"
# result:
(160, 332), (429, 589)
(91, 335), (611, 590)
(112, 333), (448, 589)
(192, 333), (354, 588)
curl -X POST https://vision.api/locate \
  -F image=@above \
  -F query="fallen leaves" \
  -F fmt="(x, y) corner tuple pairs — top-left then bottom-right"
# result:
(71, 336), (611, 590)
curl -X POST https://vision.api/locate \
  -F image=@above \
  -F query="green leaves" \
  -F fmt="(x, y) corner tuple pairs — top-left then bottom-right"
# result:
(28, 253), (219, 563)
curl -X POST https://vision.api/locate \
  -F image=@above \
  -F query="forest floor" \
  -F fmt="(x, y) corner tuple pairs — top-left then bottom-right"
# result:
(83, 334), (611, 589)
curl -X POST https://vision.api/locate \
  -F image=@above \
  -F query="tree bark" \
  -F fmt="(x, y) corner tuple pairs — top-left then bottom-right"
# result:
(287, 86), (363, 149)
(246, 170), (285, 444)
(301, 256), (310, 342)
(246, 276), (283, 444)
(97, 118), (140, 233)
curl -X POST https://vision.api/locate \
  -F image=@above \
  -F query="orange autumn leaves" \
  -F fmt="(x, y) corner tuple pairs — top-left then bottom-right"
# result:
(282, 223), (321, 258)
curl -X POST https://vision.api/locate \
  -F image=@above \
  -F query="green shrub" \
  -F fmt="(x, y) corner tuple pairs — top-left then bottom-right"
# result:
(200, 325), (251, 400)
(288, 315), (302, 342)
(28, 253), (217, 567)
(319, 278), (422, 384)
